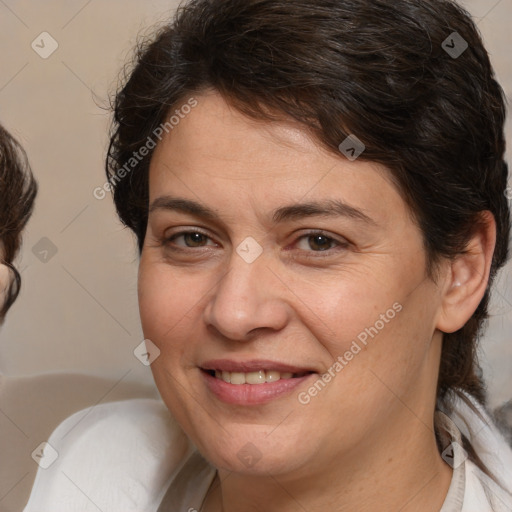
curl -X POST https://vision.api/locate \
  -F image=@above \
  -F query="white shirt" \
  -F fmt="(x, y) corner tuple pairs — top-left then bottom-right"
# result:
(24, 399), (191, 512)
(24, 394), (512, 512)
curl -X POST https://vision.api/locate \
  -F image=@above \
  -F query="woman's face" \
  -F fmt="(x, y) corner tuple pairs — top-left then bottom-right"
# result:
(138, 91), (448, 476)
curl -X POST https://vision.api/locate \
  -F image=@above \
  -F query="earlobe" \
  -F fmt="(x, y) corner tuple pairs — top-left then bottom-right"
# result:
(436, 211), (497, 334)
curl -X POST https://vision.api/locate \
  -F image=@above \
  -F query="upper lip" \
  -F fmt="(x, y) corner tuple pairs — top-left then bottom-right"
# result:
(200, 359), (316, 373)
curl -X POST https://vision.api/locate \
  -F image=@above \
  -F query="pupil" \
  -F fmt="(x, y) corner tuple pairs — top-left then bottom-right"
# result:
(310, 235), (330, 251)
(186, 233), (205, 246)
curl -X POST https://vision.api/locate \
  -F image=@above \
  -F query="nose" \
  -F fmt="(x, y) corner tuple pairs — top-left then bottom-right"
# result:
(203, 250), (291, 342)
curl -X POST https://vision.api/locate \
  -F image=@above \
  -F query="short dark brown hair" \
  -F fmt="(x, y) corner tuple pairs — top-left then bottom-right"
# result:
(106, 0), (509, 419)
(0, 124), (37, 320)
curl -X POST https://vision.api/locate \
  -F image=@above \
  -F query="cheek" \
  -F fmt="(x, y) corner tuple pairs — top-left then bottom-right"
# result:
(292, 266), (403, 356)
(138, 260), (184, 341)
(137, 258), (213, 351)
(324, 283), (437, 401)
(301, 263), (434, 390)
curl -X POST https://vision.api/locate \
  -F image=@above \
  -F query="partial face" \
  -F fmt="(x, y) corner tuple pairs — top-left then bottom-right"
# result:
(0, 247), (12, 321)
(0, 266), (9, 306)
(138, 91), (446, 476)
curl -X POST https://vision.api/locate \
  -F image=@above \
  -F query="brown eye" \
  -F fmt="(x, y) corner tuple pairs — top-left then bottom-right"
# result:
(307, 235), (334, 251)
(296, 234), (338, 252)
(182, 232), (208, 247)
(167, 231), (214, 248)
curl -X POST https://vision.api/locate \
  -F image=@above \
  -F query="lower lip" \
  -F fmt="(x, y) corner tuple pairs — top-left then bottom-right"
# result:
(202, 370), (315, 405)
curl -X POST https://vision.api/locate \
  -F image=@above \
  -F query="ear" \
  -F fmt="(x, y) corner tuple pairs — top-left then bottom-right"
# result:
(436, 211), (496, 334)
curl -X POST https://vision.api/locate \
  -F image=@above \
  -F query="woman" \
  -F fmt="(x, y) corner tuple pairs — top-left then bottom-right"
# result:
(0, 124), (37, 321)
(25, 0), (512, 510)
(0, 124), (38, 509)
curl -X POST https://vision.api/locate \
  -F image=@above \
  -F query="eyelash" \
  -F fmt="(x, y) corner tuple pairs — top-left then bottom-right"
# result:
(163, 229), (349, 257)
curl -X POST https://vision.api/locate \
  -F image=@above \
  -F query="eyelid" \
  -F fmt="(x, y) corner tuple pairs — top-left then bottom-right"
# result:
(165, 226), (210, 238)
(293, 229), (350, 246)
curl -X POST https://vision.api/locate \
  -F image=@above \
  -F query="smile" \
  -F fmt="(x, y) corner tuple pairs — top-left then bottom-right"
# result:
(200, 360), (317, 405)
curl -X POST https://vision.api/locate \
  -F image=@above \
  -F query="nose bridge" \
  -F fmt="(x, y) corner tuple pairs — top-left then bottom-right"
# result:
(221, 258), (257, 310)
(204, 249), (288, 340)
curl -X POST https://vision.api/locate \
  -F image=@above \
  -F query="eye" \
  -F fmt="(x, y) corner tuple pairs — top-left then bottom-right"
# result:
(166, 230), (217, 249)
(294, 232), (348, 253)
(297, 234), (335, 252)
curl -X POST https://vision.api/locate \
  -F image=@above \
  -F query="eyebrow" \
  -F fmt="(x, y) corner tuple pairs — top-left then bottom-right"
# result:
(272, 199), (376, 226)
(149, 196), (377, 226)
(149, 197), (218, 220)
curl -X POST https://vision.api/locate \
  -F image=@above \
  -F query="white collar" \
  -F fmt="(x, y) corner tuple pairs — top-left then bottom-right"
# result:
(436, 392), (512, 511)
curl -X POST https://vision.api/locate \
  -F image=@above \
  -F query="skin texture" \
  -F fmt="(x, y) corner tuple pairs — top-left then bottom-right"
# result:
(138, 91), (495, 512)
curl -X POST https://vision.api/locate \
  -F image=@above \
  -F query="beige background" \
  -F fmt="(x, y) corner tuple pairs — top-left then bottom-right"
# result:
(0, 0), (511, 406)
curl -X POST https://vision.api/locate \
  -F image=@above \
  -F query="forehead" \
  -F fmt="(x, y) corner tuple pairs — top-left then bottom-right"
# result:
(151, 92), (327, 176)
(148, 91), (407, 224)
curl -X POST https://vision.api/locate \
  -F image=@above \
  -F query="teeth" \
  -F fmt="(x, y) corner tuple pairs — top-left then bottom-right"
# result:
(265, 370), (281, 382)
(230, 372), (246, 385)
(246, 370), (266, 384)
(213, 370), (300, 385)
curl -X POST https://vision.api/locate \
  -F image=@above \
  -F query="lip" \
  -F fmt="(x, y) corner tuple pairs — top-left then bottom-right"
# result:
(200, 359), (317, 405)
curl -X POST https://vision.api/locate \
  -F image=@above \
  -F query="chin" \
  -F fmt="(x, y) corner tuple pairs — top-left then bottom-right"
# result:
(190, 424), (309, 476)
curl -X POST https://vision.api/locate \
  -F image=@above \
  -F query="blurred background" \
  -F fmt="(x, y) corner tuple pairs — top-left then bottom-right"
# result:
(0, 0), (511, 509)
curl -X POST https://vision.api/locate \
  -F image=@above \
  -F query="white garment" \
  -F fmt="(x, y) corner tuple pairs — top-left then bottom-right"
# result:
(23, 399), (192, 512)
(24, 394), (512, 512)
(435, 408), (512, 511)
